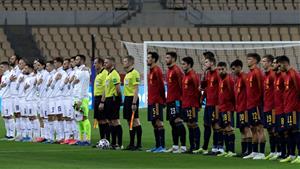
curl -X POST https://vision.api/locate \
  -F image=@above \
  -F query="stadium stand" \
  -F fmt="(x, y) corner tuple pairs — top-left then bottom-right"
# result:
(0, 0), (129, 11)
(0, 28), (15, 61)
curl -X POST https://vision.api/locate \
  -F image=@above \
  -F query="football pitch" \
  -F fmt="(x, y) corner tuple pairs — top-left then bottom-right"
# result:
(0, 109), (296, 169)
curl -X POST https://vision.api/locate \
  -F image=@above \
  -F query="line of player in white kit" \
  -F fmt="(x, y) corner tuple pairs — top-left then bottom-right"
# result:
(0, 54), (91, 145)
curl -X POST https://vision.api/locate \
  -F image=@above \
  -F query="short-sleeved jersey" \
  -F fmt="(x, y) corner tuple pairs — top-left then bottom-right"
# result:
(274, 72), (285, 114)
(246, 67), (264, 109)
(234, 72), (247, 112)
(148, 65), (165, 105)
(205, 69), (219, 106)
(105, 68), (120, 98)
(218, 74), (235, 112)
(94, 68), (108, 96)
(263, 70), (275, 112)
(124, 68), (140, 97)
(166, 64), (183, 103)
(283, 68), (300, 113)
(182, 69), (200, 108)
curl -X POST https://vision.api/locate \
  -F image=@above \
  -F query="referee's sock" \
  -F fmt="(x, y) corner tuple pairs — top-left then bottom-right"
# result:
(99, 123), (105, 139)
(129, 128), (135, 146)
(136, 125), (142, 147)
(104, 124), (111, 142)
(111, 126), (117, 146)
(116, 125), (123, 147)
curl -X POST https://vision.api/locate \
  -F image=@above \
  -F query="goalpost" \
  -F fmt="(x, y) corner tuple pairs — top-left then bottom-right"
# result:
(122, 41), (300, 107)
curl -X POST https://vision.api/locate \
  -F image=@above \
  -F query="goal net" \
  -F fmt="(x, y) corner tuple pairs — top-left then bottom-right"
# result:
(122, 41), (300, 107)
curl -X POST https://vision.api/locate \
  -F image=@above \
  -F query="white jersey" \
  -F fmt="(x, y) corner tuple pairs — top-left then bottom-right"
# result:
(50, 67), (67, 98)
(17, 73), (27, 98)
(63, 68), (73, 97)
(36, 69), (49, 98)
(0, 70), (11, 99)
(24, 73), (37, 101)
(73, 65), (90, 100)
(9, 65), (21, 96)
(45, 70), (56, 98)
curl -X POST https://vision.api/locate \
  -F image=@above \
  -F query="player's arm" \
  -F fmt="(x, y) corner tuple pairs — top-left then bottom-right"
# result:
(157, 69), (165, 102)
(255, 69), (263, 96)
(290, 70), (300, 95)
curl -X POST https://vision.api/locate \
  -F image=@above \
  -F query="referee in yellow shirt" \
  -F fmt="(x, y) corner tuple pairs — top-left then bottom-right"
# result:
(99, 57), (123, 150)
(93, 57), (109, 141)
(122, 55), (143, 151)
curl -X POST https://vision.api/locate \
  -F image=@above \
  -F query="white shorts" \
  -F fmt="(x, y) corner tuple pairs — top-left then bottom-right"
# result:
(1, 98), (13, 117)
(55, 99), (63, 115)
(12, 97), (21, 113)
(48, 99), (56, 115)
(40, 99), (48, 118)
(63, 98), (74, 118)
(27, 101), (38, 117)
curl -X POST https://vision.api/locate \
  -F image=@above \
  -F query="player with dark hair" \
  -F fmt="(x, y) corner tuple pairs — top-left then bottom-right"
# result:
(122, 55), (143, 151)
(230, 59), (252, 157)
(99, 56), (123, 149)
(195, 55), (222, 154)
(216, 62), (236, 157)
(243, 53), (264, 160)
(277, 55), (300, 163)
(165, 52), (186, 153)
(146, 52), (166, 153)
(93, 57), (109, 142)
(261, 55), (277, 160)
(181, 56), (201, 154)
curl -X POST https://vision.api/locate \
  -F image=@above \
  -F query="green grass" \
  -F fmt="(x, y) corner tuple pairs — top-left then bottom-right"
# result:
(0, 109), (296, 169)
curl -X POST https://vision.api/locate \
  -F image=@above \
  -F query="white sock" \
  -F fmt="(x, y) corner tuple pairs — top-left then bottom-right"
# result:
(15, 118), (21, 137)
(63, 121), (69, 140)
(21, 118), (27, 138)
(3, 118), (9, 137)
(72, 120), (79, 140)
(44, 119), (49, 139)
(8, 118), (15, 137)
(59, 121), (64, 140)
(26, 119), (32, 138)
(33, 119), (40, 139)
(66, 120), (73, 140)
(48, 121), (54, 141)
(53, 120), (59, 140)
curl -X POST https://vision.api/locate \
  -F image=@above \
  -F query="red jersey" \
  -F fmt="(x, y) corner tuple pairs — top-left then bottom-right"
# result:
(182, 69), (200, 108)
(246, 67), (264, 109)
(205, 69), (219, 106)
(148, 65), (165, 105)
(218, 74), (235, 112)
(274, 72), (285, 115)
(283, 68), (300, 113)
(166, 64), (183, 103)
(234, 72), (247, 112)
(263, 70), (275, 112)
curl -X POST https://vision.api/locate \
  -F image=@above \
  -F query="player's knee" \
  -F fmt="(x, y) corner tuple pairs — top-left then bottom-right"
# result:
(156, 120), (163, 128)
(133, 119), (140, 127)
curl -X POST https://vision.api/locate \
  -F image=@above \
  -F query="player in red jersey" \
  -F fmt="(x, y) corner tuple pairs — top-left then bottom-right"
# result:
(164, 52), (186, 153)
(269, 56), (286, 160)
(230, 59), (253, 157)
(216, 62), (236, 157)
(243, 53), (264, 160)
(261, 55), (276, 160)
(181, 57), (201, 153)
(196, 54), (222, 155)
(146, 52), (166, 153)
(277, 55), (300, 163)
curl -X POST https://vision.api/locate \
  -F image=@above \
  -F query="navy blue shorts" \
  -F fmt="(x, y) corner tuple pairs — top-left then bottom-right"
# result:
(286, 111), (300, 130)
(182, 107), (199, 123)
(247, 106), (262, 126)
(263, 110), (276, 129)
(166, 101), (182, 121)
(276, 114), (286, 132)
(148, 104), (164, 121)
(204, 105), (217, 126)
(219, 111), (235, 128)
(236, 111), (249, 128)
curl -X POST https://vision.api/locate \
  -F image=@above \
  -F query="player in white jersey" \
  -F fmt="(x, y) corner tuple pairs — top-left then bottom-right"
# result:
(45, 61), (57, 143)
(72, 55), (91, 146)
(51, 57), (68, 143)
(23, 64), (40, 142)
(34, 59), (50, 142)
(8, 55), (22, 140)
(13, 58), (27, 141)
(0, 61), (14, 140)
(67, 56), (80, 145)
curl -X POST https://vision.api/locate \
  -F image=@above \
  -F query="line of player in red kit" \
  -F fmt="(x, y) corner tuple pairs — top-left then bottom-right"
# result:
(146, 51), (300, 164)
